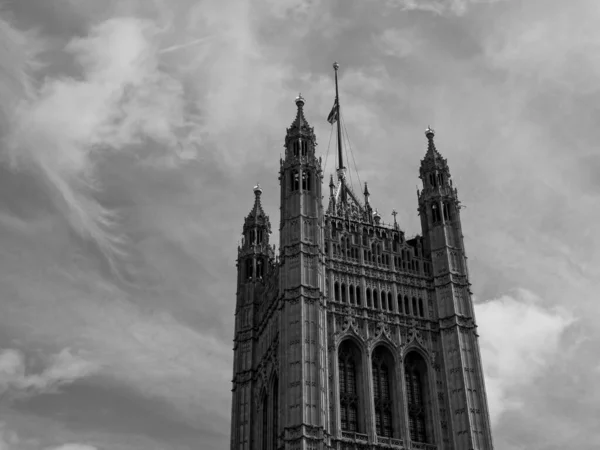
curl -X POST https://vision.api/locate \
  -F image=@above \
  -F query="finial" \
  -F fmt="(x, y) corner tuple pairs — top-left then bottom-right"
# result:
(253, 183), (263, 195)
(333, 61), (339, 71)
(392, 209), (398, 223)
(425, 126), (435, 139)
(295, 93), (305, 108)
(329, 174), (335, 188)
(373, 209), (381, 225)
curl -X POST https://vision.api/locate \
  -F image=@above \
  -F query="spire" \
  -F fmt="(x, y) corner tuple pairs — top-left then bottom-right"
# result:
(420, 126), (449, 179)
(244, 184), (271, 234)
(287, 93), (314, 139)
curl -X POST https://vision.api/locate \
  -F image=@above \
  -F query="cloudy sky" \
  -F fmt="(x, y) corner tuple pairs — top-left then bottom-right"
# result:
(0, 0), (599, 449)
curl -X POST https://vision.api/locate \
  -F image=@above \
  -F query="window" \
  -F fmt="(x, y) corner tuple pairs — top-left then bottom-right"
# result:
(397, 294), (403, 314)
(443, 202), (451, 221)
(412, 297), (418, 316)
(261, 390), (268, 450)
(341, 284), (347, 303)
(356, 288), (362, 306)
(418, 298), (424, 317)
(350, 285), (355, 304)
(381, 291), (386, 311)
(245, 259), (253, 280)
(372, 347), (393, 437)
(301, 140), (308, 156)
(366, 289), (372, 308)
(272, 376), (279, 450)
(373, 290), (379, 309)
(256, 258), (264, 279)
(334, 282), (340, 302)
(339, 341), (361, 432)
(302, 170), (311, 191)
(291, 170), (300, 191)
(429, 173), (436, 188)
(405, 352), (428, 443)
(388, 292), (393, 312)
(404, 296), (410, 315)
(432, 203), (441, 223)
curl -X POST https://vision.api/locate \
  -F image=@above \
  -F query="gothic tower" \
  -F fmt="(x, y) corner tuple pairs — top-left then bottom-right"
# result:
(230, 64), (494, 450)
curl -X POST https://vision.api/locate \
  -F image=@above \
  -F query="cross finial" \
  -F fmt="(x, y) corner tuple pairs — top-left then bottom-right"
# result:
(392, 210), (398, 223)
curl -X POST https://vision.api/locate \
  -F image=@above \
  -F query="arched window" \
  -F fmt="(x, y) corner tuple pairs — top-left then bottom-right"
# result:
(301, 140), (308, 156)
(381, 291), (386, 311)
(261, 389), (268, 450)
(397, 294), (403, 314)
(418, 298), (424, 317)
(350, 285), (355, 304)
(356, 288), (362, 306)
(341, 284), (347, 303)
(432, 203), (441, 223)
(405, 352), (428, 443)
(387, 292), (393, 312)
(292, 141), (299, 157)
(334, 282), (340, 302)
(366, 289), (372, 308)
(271, 376), (279, 450)
(372, 347), (394, 437)
(373, 289), (379, 309)
(429, 173), (436, 188)
(245, 259), (253, 280)
(256, 258), (264, 279)
(404, 296), (410, 315)
(291, 170), (300, 191)
(437, 173), (443, 186)
(412, 297), (418, 316)
(338, 340), (362, 432)
(302, 170), (311, 191)
(443, 202), (451, 221)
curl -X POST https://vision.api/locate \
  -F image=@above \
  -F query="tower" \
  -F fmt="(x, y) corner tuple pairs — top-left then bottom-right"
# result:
(230, 64), (494, 450)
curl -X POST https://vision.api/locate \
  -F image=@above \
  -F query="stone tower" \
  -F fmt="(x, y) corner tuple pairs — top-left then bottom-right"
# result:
(230, 67), (494, 450)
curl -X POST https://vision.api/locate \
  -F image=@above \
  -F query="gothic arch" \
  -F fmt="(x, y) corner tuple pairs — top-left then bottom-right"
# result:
(403, 350), (433, 445)
(371, 345), (398, 438)
(337, 338), (367, 433)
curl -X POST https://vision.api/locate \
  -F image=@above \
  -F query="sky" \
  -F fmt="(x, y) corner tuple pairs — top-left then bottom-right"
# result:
(0, 0), (599, 449)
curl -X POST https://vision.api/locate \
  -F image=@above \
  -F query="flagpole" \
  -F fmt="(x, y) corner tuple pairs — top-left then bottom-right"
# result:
(333, 62), (344, 177)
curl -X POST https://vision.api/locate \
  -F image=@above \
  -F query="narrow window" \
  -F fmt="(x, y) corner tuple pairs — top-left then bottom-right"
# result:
(334, 282), (340, 302)
(301, 140), (308, 156)
(341, 284), (347, 303)
(418, 298), (424, 317)
(350, 285), (355, 304)
(405, 352), (428, 443)
(366, 289), (372, 308)
(293, 141), (299, 157)
(261, 391), (268, 450)
(398, 294), (403, 314)
(291, 170), (300, 191)
(432, 203), (441, 223)
(372, 347), (393, 437)
(356, 288), (362, 306)
(245, 259), (253, 280)
(339, 341), (361, 432)
(272, 377), (279, 449)
(256, 259), (264, 279)
(404, 296), (410, 315)
(381, 291), (386, 311)
(388, 292), (393, 311)
(373, 290), (379, 309)
(412, 297), (418, 316)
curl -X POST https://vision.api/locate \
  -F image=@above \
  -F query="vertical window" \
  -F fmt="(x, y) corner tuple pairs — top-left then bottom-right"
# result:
(405, 352), (428, 443)
(302, 171), (311, 191)
(432, 203), (441, 223)
(381, 291), (386, 311)
(339, 341), (361, 432)
(350, 285), (355, 304)
(412, 297), (418, 316)
(366, 289), (372, 308)
(356, 288), (362, 306)
(256, 259), (264, 279)
(443, 202), (451, 221)
(261, 391), (268, 450)
(293, 141), (299, 157)
(291, 170), (300, 191)
(397, 294), (403, 314)
(418, 298), (424, 317)
(272, 377), (278, 450)
(388, 292), (393, 312)
(372, 347), (393, 437)
(301, 140), (308, 156)
(341, 284), (347, 303)
(334, 282), (340, 302)
(245, 259), (253, 280)
(373, 290), (379, 309)
(404, 296), (410, 315)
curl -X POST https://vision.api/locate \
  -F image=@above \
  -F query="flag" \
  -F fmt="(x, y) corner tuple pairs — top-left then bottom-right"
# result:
(327, 98), (338, 124)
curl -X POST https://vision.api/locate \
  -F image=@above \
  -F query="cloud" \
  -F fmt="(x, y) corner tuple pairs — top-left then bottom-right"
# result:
(0, 348), (98, 402)
(385, 0), (507, 15)
(476, 288), (574, 424)
(0, 14), (201, 269)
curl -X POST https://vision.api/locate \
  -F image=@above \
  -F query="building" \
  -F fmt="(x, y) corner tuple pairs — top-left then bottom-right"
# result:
(230, 65), (494, 450)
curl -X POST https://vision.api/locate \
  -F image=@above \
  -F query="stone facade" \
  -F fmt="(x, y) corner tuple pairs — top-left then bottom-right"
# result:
(230, 97), (494, 450)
